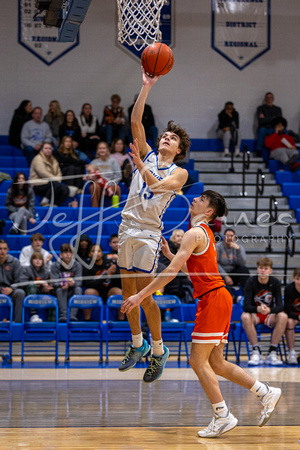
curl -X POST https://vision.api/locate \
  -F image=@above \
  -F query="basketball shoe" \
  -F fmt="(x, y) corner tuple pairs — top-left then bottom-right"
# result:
(265, 351), (283, 366)
(118, 339), (151, 371)
(287, 349), (297, 365)
(143, 345), (169, 383)
(248, 349), (264, 366)
(198, 412), (238, 438)
(258, 383), (282, 427)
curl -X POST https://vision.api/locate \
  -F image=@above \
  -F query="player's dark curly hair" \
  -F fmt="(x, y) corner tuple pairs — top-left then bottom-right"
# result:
(156, 120), (191, 162)
(202, 190), (228, 220)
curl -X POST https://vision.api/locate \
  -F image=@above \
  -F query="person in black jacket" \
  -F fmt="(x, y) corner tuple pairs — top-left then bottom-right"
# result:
(256, 92), (282, 154)
(241, 257), (287, 366)
(216, 101), (240, 157)
(83, 244), (123, 320)
(8, 100), (32, 148)
(55, 136), (85, 191)
(5, 172), (36, 235)
(284, 268), (300, 365)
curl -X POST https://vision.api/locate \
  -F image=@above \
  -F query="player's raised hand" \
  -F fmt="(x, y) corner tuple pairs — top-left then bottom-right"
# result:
(121, 294), (143, 315)
(129, 138), (142, 167)
(141, 66), (161, 86)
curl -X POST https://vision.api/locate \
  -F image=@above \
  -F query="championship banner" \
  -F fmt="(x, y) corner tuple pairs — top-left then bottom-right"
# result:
(211, 0), (270, 70)
(19, 0), (79, 66)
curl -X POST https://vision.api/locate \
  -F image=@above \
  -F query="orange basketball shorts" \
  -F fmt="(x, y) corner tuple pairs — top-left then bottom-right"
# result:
(191, 287), (233, 345)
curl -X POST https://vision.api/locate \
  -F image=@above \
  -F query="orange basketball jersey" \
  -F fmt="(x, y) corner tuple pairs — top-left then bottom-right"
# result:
(186, 221), (225, 299)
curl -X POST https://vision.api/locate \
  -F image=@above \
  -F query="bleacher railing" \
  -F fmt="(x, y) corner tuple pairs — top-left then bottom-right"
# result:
(284, 224), (295, 285)
(241, 145), (250, 197)
(254, 168), (265, 223)
(266, 195), (278, 252)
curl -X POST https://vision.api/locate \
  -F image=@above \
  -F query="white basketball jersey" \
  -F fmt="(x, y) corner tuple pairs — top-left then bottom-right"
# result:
(121, 151), (178, 231)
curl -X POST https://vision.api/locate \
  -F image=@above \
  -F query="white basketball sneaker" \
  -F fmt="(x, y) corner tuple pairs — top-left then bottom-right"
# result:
(248, 349), (264, 366)
(287, 349), (297, 365)
(198, 412), (238, 438)
(258, 383), (282, 427)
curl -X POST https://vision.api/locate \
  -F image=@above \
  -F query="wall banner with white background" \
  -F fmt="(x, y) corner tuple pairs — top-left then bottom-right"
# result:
(211, 0), (270, 70)
(19, 0), (78, 65)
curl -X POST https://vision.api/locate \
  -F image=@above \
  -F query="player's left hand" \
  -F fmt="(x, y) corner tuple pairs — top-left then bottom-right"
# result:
(121, 294), (143, 314)
(129, 139), (143, 168)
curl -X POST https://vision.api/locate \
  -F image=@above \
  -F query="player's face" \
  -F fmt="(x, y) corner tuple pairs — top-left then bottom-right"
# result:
(190, 195), (213, 218)
(294, 276), (300, 292)
(257, 265), (272, 278)
(158, 132), (181, 157)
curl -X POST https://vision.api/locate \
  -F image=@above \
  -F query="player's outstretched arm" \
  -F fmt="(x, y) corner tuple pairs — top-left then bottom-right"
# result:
(131, 67), (161, 159)
(121, 228), (206, 314)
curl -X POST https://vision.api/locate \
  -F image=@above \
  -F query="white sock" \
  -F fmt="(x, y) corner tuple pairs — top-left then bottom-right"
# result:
(250, 380), (268, 398)
(132, 333), (143, 348)
(152, 339), (164, 356)
(212, 400), (228, 418)
(224, 148), (229, 154)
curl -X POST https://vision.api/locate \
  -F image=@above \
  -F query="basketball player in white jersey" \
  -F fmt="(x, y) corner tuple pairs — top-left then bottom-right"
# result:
(118, 67), (190, 383)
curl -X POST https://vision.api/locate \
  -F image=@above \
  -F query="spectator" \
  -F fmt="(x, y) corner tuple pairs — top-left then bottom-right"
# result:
(82, 244), (123, 320)
(104, 234), (119, 264)
(19, 233), (53, 269)
(20, 252), (53, 323)
(158, 229), (194, 304)
(265, 117), (300, 171)
(241, 257), (287, 366)
(217, 228), (250, 300)
(101, 94), (127, 145)
(256, 92), (282, 154)
(5, 172), (36, 235)
(77, 103), (102, 158)
(85, 141), (121, 207)
(21, 106), (53, 166)
(216, 101), (240, 157)
(51, 243), (82, 322)
(284, 268), (300, 365)
(75, 234), (93, 264)
(55, 136), (85, 192)
(110, 138), (133, 187)
(59, 109), (82, 150)
(9, 100), (32, 149)
(43, 100), (64, 146)
(0, 239), (25, 322)
(29, 142), (69, 206)
(128, 95), (158, 148)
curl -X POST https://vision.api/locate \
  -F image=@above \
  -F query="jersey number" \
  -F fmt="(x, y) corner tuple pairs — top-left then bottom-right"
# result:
(139, 182), (154, 200)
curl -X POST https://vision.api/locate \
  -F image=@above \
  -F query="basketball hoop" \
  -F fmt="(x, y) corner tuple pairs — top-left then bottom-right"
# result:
(116, 0), (166, 51)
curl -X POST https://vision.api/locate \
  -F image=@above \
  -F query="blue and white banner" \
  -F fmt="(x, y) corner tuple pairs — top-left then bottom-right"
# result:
(212, 0), (270, 70)
(19, 0), (79, 66)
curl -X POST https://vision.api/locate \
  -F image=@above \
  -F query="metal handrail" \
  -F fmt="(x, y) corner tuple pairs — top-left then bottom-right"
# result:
(241, 145), (250, 196)
(284, 224), (296, 285)
(266, 195), (278, 252)
(253, 168), (265, 223)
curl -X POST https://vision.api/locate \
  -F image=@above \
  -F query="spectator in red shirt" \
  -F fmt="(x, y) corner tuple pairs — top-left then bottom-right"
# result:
(265, 117), (300, 171)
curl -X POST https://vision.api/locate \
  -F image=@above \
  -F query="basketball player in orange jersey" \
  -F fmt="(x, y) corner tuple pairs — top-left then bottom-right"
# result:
(118, 67), (190, 383)
(121, 189), (282, 438)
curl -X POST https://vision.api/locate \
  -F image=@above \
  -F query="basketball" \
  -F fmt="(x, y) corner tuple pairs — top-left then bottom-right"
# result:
(141, 43), (174, 77)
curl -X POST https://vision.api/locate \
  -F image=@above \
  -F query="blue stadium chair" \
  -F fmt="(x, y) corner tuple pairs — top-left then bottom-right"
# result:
(0, 295), (13, 363)
(21, 295), (59, 364)
(106, 295), (138, 361)
(152, 295), (189, 361)
(65, 295), (104, 363)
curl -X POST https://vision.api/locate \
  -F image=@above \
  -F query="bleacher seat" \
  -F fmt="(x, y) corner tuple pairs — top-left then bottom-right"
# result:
(0, 295), (13, 363)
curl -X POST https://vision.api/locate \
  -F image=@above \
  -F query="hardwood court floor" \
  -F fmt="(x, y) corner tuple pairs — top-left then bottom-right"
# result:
(0, 360), (299, 449)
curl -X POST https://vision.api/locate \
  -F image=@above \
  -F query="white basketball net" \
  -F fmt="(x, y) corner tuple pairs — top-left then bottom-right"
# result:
(117, 0), (167, 51)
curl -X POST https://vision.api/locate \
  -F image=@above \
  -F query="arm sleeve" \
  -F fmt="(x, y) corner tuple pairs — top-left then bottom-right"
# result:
(243, 278), (258, 313)
(235, 246), (247, 266)
(216, 243), (228, 277)
(21, 123), (35, 147)
(11, 259), (22, 288)
(51, 264), (61, 288)
(284, 285), (299, 320)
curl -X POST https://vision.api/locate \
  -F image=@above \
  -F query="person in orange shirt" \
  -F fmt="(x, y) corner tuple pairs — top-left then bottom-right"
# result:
(121, 187), (282, 438)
